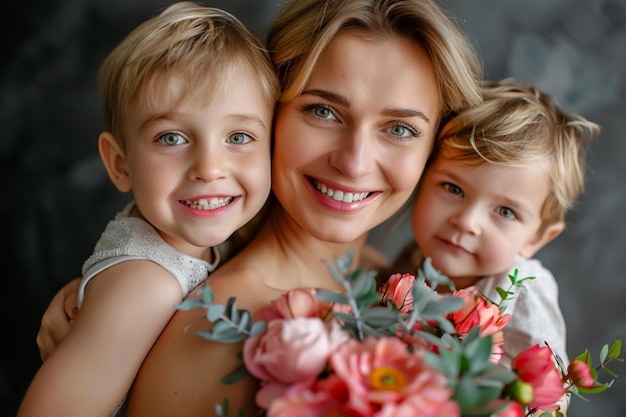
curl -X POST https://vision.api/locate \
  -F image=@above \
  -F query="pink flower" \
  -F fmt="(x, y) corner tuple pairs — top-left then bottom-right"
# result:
(329, 337), (456, 416)
(244, 318), (350, 408)
(255, 288), (336, 322)
(266, 377), (357, 417)
(491, 400), (526, 417)
(379, 273), (416, 313)
(567, 359), (595, 388)
(512, 345), (566, 409)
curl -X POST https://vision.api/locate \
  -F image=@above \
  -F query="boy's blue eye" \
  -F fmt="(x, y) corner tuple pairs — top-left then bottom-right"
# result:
(157, 133), (186, 146)
(227, 132), (252, 145)
(498, 207), (516, 219)
(444, 183), (463, 196)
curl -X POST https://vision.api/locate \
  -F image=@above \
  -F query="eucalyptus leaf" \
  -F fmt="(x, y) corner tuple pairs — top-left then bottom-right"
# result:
(175, 298), (206, 311)
(206, 304), (225, 322)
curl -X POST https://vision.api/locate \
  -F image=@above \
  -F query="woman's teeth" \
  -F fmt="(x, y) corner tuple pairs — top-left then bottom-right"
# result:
(314, 180), (369, 203)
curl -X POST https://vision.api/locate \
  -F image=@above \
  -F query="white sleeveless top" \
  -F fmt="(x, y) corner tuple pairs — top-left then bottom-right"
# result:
(78, 201), (220, 306)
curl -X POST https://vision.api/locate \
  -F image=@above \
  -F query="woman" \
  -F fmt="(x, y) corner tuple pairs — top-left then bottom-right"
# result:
(37, 0), (482, 415)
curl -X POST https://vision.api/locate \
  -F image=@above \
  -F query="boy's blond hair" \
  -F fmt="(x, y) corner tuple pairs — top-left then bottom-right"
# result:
(437, 78), (601, 230)
(98, 1), (279, 152)
(267, 0), (483, 120)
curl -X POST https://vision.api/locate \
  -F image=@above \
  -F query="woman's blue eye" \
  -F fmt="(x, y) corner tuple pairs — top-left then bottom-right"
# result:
(157, 133), (186, 146)
(309, 104), (336, 120)
(389, 123), (419, 138)
(444, 183), (463, 196)
(227, 132), (252, 145)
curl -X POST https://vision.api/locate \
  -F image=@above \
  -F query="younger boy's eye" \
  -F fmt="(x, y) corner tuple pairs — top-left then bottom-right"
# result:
(227, 132), (253, 145)
(157, 132), (186, 146)
(498, 206), (516, 219)
(443, 182), (463, 196)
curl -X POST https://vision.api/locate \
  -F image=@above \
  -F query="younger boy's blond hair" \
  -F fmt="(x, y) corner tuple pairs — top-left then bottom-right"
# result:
(435, 78), (601, 231)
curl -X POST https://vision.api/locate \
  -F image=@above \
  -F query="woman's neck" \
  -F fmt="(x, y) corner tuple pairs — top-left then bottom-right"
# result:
(244, 205), (369, 292)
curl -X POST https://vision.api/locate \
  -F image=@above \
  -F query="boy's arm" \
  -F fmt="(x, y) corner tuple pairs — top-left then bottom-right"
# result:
(36, 278), (80, 361)
(19, 260), (183, 417)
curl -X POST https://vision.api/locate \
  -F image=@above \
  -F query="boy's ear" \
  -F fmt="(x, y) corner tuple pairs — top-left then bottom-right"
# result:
(519, 221), (565, 258)
(98, 132), (131, 192)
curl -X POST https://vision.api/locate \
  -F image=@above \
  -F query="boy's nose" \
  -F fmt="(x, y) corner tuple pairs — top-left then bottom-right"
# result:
(450, 206), (481, 235)
(188, 145), (227, 182)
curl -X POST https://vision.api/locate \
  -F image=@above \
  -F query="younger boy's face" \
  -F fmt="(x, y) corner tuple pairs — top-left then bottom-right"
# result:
(117, 61), (273, 258)
(412, 151), (558, 286)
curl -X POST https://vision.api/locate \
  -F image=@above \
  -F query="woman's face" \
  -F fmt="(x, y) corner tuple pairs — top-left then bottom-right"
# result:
(272, 31), (440, 243)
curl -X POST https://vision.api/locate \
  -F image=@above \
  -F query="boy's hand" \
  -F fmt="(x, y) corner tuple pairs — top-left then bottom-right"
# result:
(36, 278), (80, 361)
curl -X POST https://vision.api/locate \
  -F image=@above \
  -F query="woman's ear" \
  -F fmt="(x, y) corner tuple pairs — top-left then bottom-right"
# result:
(98, 132), (131, 192)
(519, 221), (565, 259)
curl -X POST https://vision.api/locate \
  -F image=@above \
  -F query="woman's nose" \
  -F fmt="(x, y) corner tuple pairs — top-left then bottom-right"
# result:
(329, 130), (376, 179)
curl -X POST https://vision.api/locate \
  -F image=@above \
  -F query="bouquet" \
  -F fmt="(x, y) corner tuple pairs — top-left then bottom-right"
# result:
(178, 250), (621, 417)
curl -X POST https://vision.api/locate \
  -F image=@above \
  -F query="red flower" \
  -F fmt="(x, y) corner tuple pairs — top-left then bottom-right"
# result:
(511, 345), (566, 409)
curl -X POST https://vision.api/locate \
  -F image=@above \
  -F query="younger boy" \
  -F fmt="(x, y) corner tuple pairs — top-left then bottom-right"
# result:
(392, 78), (600, 367)
(17, 3), (278, 417)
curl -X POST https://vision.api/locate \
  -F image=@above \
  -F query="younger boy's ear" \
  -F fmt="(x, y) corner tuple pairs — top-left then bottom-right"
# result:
(519, 221), (565, 259)
(98, 132), (131, 192)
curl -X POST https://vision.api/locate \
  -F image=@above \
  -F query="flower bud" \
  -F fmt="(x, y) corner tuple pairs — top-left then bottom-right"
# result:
(567, 359), (595, 388)
(508, 379), (534, 405)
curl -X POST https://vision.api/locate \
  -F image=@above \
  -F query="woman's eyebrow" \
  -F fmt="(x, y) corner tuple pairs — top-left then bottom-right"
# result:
(301, 89), (349, 107)
(381, 107), (430, 123)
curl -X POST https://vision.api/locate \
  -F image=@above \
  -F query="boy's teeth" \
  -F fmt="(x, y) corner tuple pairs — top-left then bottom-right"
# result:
(183, 197), (232, 210)
(314, 180), (368, 203)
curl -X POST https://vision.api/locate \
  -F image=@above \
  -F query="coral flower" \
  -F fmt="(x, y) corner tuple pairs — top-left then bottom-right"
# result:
(379, 273), (416, 313)
(512, 345), (566, 409)
(450, 287), (509, 337)
(329, 337), (456, 416)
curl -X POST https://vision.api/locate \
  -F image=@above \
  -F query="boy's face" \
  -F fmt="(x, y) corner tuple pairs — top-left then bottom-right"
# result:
(412, 151), (561, 286)
(109, 61), (273, 258)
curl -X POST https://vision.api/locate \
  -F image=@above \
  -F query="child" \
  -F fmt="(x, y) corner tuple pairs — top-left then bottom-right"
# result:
(17, 3), (278, 417)
(390, 78), (601, 368)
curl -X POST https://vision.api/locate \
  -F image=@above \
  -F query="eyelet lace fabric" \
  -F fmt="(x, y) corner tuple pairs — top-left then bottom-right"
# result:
(79, 202), (220, 304)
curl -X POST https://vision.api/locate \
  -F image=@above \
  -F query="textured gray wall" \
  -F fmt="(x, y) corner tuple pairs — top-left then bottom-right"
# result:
(2, 1), (624, 416)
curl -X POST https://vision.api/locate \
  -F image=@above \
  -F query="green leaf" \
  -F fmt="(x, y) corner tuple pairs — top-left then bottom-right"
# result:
(221, 363), (252, 384)
(206, 304), (225, 322)
(175, 298), (206, 311)
(316, 290), (349, 304)
(237, 311), (251, 332)
(420, 295), (466, 317)
(609, 339), (622, 359)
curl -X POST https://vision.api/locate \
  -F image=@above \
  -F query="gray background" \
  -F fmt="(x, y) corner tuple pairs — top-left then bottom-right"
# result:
(1, 1), (624, 416)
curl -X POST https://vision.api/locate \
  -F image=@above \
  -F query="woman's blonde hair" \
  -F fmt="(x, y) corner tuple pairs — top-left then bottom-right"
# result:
(438, 77), (602, 229)
(98, 1), (279, 151)
(267, 0), (483, 119)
